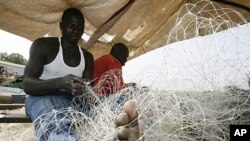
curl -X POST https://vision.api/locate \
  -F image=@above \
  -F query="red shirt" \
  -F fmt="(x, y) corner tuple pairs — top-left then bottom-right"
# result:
(94, 54), (125, 95)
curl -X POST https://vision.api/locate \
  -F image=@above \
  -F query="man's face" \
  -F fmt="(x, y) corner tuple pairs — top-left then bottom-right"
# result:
(118, 51), (129, 66)
(60, 15), (84, 44)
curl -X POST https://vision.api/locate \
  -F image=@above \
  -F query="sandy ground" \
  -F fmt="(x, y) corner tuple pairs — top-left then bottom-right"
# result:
(0, 104), (35, 141)
(0, 123), (35, 141)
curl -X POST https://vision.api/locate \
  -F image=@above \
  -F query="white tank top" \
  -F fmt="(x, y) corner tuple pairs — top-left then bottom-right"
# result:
(40, 38), (85, 80)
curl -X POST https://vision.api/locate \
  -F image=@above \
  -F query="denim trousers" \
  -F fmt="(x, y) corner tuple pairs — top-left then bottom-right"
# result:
(25, 93), (128, 141)
(25, 94), (77, 141)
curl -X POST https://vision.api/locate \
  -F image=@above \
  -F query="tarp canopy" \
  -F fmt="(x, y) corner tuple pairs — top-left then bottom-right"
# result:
(0, 0), (249, 59)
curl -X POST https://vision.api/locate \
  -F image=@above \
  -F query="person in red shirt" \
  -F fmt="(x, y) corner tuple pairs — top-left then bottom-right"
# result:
(94, 43), (129, 95)
(93, 43), (140, 140)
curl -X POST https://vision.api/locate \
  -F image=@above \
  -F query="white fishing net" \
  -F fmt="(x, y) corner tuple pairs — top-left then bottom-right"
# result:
(1, 0), (250, 141)
(33, 0), (250, 141)
(167, 0), (247, 44)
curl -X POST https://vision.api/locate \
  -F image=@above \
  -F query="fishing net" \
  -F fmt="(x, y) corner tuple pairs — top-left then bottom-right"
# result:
(1, 0), (250, 141)
(34, 0), (250, 140)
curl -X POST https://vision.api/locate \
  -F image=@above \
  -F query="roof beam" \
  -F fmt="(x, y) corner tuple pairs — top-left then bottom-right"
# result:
(83, 0), (135, 49)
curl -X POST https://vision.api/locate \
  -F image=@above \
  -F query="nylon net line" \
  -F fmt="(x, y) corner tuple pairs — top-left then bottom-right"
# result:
(167, 0), (247, 44)
(31, 0), (250, 140)
(1, 0), (249, 140)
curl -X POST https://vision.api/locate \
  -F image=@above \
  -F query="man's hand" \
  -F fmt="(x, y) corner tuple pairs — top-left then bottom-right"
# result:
(59, 74), (85, 96)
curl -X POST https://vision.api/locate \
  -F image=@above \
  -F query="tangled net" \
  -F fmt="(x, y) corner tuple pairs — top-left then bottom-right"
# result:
(31, 0), (250, 141)
(167, 0), (247, 44)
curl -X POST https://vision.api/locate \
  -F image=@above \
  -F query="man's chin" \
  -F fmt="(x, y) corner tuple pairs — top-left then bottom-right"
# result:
(70, 38), (80, 44)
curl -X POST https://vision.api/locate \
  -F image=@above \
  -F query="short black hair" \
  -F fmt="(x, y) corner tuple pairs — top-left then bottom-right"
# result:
(61, 8), (84, 23)
(110, 43), (129, 56)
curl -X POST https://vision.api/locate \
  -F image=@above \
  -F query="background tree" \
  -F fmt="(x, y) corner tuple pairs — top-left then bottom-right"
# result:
(0, 52), (27, 65)
(0, 52), (8, 61)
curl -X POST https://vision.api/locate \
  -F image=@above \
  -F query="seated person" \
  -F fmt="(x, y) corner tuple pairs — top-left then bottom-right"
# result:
(23, 7), (140, 141)
(23, 8), (94, 140)
(93, 43), (129, 95)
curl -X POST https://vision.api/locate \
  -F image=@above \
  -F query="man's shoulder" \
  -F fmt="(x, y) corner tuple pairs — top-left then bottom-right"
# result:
(95, 54), (114, 64)
(80, 48), (93, 59)
(105, 54), (117, 62)
(30, 37), (59, 56)
(32, 37), (59, 50)
(98, 54), (111, 60)
(95, 54), (121, 69)
(33, 37), (58, 45)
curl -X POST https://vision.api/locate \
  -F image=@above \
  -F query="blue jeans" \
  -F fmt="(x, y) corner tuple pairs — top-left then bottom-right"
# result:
(25, 94), (77, 141)
(25, 93), (129, 141)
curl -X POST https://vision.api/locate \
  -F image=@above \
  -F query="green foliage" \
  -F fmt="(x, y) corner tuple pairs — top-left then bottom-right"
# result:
(0, 52), (27, 65)
(0, 52), (8, 61)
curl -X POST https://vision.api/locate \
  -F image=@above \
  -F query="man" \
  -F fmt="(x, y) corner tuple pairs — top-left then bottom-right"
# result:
(94, 43), (130, 95)
(23, 8), (139, 141)
(23, 8), (94, 140)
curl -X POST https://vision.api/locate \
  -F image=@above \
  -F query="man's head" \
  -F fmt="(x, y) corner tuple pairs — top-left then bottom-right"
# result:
(60, 8), (85, 44)
(110, 43), (129, 66)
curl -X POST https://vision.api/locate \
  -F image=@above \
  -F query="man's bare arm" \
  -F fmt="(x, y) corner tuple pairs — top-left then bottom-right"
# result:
(82, 49), (94, 86)
(23, 38), (83, 96)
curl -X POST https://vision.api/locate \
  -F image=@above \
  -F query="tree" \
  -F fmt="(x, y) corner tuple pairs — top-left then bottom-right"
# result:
(0, 52), (27, 65)
(0, 52), (8, 61)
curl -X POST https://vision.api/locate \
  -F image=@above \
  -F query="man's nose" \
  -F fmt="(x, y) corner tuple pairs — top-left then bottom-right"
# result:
(72, 26), (78, 32)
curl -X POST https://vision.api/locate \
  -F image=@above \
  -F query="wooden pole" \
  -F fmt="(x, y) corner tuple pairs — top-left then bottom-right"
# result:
(83, 0), (135, 49)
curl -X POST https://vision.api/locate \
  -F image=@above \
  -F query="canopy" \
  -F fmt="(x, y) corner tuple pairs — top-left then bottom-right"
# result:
(0, 0), (249, 59)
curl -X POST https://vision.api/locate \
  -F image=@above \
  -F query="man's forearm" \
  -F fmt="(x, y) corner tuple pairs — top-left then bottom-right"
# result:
(23, 77), (62, 96)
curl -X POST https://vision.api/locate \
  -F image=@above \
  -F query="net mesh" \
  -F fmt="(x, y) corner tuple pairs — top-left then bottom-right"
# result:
(167, 0), (247, 44)
(1, 0), (250, 141)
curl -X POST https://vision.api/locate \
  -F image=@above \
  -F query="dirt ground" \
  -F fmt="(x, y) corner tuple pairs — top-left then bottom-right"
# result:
(0, 123), (35, 141)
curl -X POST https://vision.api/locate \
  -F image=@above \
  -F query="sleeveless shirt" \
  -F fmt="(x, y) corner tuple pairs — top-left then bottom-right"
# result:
(40, 38), (85, 80)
